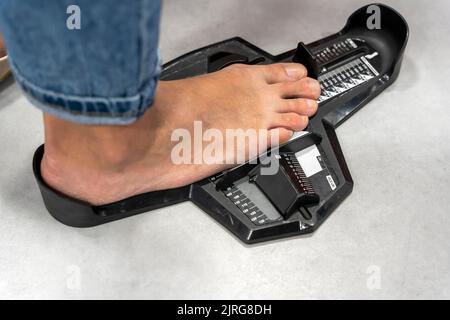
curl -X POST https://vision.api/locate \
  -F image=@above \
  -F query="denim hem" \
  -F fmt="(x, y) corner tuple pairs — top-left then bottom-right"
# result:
(9, 57), (160, 125)
(25, 94), (144, 125)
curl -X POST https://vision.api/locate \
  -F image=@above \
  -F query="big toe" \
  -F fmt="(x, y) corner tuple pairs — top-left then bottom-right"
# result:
(258, 63), (307, 84)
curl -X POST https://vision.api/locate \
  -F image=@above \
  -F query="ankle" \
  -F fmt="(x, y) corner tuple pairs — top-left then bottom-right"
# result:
(40, 113), (156, 204)
(43, 113), (152, 170)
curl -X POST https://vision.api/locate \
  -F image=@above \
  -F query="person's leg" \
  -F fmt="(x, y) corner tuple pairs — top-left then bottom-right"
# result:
(0, 1), (320, 205)
(0, 32), (9, 81)
(0, 33), (5, 57)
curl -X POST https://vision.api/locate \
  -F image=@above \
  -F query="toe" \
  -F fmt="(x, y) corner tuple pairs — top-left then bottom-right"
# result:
(258, 63), (307, 84)
(271, 113), (309, 131)
(275, 77), (321, 99)
(279, 98), (318, 116)
(268, 128), (294, 146)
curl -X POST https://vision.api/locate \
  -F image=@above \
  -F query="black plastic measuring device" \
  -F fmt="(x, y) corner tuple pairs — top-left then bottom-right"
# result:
(33, 4), (408, 244)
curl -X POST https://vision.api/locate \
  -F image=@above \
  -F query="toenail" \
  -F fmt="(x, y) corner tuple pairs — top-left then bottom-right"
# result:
(285, 65), (306, 79)
(309, 79), (320, 90)
(309, 81), (321, 95)
(307, 99), (318, 110)
(300, 116), (309, 125)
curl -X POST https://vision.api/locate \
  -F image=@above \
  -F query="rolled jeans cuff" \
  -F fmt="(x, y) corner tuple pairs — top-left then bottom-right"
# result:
(10, 56), (161, 126)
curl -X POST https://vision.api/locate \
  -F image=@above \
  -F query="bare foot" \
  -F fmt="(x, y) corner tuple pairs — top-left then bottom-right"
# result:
(41, 63), (320, 205)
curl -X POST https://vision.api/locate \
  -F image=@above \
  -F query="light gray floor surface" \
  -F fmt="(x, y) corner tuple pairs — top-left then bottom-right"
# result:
(0, 0), (449, 299)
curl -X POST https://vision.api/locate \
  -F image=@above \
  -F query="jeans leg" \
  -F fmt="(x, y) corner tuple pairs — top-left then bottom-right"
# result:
(0, 0), (162, 125)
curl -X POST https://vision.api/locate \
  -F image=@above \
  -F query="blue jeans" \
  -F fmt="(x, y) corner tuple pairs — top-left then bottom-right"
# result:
(0, 0), (162, 125)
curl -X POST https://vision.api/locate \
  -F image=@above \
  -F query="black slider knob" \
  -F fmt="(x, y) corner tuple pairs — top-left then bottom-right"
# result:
(292, 42), (320, 80)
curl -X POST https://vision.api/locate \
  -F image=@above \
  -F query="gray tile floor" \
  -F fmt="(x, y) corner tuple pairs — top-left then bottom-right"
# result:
(0, 0), (449, 299)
